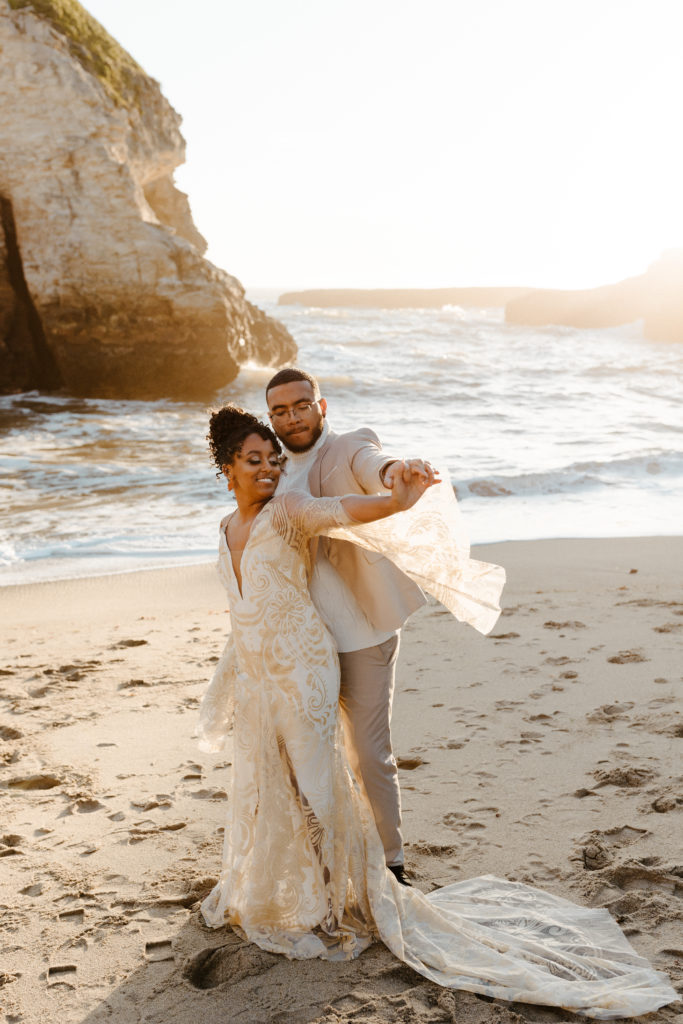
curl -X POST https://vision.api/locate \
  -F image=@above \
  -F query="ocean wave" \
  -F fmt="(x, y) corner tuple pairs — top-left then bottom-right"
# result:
(3, 304), (683, 583)
(461, 451), (683, 499)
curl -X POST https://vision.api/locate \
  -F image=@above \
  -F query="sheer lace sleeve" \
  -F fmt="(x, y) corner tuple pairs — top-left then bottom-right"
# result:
(271, 491), (354, 539)
(322, 469), (506, 635)
(197, 634), (237, 751)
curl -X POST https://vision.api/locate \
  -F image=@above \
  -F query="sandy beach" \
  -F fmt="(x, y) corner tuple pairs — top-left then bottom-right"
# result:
(1, 537), (681, 1024)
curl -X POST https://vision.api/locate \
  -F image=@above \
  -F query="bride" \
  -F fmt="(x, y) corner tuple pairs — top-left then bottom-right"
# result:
(198, 404), (675, 1019)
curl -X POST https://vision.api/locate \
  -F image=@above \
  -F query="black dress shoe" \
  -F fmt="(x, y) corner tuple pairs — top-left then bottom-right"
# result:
(388, 864), (412, 887)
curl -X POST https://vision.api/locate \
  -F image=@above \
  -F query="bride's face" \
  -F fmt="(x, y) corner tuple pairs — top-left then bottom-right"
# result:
(225, 433), (281, 501)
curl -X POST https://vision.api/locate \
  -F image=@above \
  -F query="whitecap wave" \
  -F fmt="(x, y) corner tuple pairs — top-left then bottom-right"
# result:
(2, 304), (682, 584)
(462, 451), (683, 499)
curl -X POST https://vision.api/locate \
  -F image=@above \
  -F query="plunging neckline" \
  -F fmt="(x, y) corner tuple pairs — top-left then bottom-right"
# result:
(223, 502), (270, 600)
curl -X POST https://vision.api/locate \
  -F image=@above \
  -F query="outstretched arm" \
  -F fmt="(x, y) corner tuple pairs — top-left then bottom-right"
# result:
(278, 474), (437, 539)
(341, 465), (437, 523)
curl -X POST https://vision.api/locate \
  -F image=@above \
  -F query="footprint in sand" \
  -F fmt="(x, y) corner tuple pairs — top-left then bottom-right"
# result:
(587, 702), (634, 723)
(443, 805), (500, 834)
(543, 620), (587, 630)
(28, 683), (51, 698)
(7, 773), (62, 790)
(46, 964), (77, 987)
(497, 730), (545, 750)
(58, 907), (85, 923)
(0, 834), (23, 858)
(127, 821), (187, 844)
(494, 699), (524, 711)
(67, 798), (105, 814)
(593, 765), (656, 788)
(407, 840), (459, 858)
(21, 882), (43, 895)
(589, 867), (683, 948)
(582, 841), (613, 870)
(607, 650), (648, 664)
(580, 824), (649, 872)
(585, 823), (651, 856)
(526, 853), (567, 884)
(396, 755), (427, 770)
(529, 682), (565, 699)
(628, 704), (682, 740)
(0, 724), (22, 740)
(602, 863), (683, 897)
(130, 796), (172, 811)
(145, 939), (175, 963)
(647, 695), (676, 707)
(651, 791), (683, 813)
(441, 737), (468, 749)
(184, 937), (279, 989)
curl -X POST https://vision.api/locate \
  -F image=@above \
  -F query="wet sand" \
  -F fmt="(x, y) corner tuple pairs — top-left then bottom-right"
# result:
(1, 537), (681, 1023)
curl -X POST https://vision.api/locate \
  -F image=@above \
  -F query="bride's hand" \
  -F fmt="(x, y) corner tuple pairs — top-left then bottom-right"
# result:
(383, 458), (439, 489)
(389, 465), (439, 511)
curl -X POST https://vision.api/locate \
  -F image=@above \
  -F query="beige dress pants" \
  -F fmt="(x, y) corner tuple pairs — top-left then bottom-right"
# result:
(338, 634), (403, 866)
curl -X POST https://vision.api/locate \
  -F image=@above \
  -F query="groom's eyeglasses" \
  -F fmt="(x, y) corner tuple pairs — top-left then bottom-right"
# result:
(268, 401), (319, 423)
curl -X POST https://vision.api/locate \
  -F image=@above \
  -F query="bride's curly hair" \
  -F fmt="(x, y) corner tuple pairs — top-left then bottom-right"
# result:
(207, 404), (282, 477)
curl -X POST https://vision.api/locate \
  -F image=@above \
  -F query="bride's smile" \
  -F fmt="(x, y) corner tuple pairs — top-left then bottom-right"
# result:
(224, 434), (282, 503)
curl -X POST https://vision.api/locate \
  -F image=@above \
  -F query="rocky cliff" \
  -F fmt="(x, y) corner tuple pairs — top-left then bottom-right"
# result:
(0, 0), (295, 399)
(505, 251), (683, 343)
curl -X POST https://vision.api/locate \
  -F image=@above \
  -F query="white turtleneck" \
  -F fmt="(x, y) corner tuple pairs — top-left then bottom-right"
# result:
(276, 420), (394, 653)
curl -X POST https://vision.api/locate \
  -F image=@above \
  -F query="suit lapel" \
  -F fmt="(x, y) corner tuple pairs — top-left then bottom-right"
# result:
(307, 427), (336, 498)
(306, 428), (335, 571)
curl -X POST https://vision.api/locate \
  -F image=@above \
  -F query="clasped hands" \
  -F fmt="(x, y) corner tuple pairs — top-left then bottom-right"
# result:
(382, 458), (441, 511)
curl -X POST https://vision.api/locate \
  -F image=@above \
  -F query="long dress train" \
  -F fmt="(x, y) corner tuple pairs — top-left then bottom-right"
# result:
(198, 488), (676, 1019)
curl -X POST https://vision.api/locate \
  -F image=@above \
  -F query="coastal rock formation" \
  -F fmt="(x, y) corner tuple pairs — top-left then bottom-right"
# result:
(505, 251), (683, 343)
(279, 287), (531, 309)
(0, 0), (295, 399)
(642, 250), (683, 343)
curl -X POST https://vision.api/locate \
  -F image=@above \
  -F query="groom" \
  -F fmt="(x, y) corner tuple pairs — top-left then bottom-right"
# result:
(266, 367), (434, 885)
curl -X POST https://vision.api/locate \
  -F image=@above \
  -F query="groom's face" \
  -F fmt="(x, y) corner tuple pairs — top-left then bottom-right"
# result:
(267, 380), (327, 453)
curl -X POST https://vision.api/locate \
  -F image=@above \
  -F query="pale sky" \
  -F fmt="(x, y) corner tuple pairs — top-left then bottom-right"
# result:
(85, 0), (683, 291)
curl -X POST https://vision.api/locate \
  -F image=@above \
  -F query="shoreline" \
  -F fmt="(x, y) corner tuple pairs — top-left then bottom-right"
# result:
(2, 536), (681, 1023)
(2, 532), (683, 591)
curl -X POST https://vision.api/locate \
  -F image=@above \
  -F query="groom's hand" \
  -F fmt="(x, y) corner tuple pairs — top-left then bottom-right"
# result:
(382, 459), (440, 489)
(388, 465), (438, 511)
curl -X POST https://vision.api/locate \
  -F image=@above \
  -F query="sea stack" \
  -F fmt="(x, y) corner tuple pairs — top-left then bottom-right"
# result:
(0, 0), (296, 399)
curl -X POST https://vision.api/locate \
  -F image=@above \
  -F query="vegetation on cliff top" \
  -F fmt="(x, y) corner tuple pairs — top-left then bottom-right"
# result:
(8, 0), (152, 109)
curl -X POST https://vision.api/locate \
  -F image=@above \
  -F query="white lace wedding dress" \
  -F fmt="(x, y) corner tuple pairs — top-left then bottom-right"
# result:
(198, 487), (676, 1018)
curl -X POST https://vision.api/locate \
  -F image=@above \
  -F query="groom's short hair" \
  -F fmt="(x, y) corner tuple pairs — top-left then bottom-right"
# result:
(266, 367), (321, 400)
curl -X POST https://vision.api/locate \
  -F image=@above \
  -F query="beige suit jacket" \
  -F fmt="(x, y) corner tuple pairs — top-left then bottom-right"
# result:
(305, 426), (427, 631)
